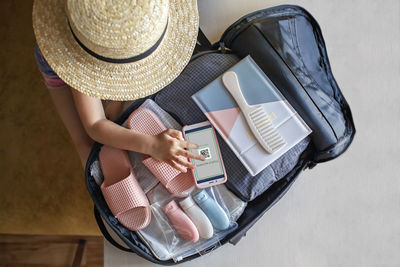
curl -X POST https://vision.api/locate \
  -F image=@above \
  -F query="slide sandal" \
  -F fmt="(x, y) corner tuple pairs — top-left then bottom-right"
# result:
(127, 107), (195, 197)
(100, 145), (151, 231)
(142, 156), (194, 198)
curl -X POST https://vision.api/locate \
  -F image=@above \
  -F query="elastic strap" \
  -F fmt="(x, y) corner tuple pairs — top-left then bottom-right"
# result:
(94, 206), (133, 253)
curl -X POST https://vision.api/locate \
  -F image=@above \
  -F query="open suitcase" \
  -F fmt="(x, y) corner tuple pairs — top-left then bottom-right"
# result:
(85, 5), (355, 264)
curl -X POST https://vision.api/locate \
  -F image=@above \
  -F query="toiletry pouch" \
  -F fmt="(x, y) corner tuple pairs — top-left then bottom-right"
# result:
(85, 5), (355, 265)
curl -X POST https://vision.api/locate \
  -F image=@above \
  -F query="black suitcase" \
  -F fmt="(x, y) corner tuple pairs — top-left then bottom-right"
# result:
(85, 5), (355, 264)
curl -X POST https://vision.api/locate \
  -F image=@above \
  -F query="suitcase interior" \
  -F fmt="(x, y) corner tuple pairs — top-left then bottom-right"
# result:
(85, 5), (355, 265)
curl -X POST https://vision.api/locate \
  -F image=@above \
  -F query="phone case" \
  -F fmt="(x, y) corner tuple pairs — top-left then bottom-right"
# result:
(182, 121), (227, 189)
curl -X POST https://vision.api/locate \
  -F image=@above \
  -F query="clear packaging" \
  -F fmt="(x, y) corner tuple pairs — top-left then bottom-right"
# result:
(137, 183), (245, 262)
(90, 159), (246, 262)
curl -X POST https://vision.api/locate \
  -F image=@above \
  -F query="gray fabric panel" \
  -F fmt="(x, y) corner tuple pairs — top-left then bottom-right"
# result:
(155, 54), (240, 125)
(155, 53), (309, 201)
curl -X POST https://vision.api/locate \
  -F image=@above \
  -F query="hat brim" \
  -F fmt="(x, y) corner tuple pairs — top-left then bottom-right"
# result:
(33, 0), (199, 101)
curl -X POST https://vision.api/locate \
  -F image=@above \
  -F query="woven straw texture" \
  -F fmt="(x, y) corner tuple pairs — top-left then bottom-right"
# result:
(32, 0), (199, 100)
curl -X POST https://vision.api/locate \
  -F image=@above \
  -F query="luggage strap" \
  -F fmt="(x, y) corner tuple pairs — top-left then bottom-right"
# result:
(94, 206), (133, 253)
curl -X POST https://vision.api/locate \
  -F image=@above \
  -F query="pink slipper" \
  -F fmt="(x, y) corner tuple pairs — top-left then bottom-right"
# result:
(99, 145), (151, 231)
(127, 107), (195, 197)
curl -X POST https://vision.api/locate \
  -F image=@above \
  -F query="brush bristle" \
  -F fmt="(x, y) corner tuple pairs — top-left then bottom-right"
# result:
(249, 107), (285, 152)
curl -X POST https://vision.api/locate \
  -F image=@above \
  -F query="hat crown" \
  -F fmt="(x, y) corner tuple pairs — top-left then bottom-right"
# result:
(67, 0), (169, 59)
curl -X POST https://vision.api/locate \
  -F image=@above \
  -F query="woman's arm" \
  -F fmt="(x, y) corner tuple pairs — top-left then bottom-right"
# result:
(72, 88), (153, 154)
(71, 89), (204, 172)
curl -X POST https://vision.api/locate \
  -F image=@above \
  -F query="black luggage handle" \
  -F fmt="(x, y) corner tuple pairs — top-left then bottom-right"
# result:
(198, 28), (211, 48)
(94, 206), (133, 253)
(194, 28), (217, 53)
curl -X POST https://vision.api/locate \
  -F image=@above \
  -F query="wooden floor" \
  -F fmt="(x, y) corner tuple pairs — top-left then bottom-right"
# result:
(0, 0), (100, 237)
(0, 234), (103, 266)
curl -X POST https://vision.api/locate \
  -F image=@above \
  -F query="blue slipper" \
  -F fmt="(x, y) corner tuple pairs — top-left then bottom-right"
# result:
(193, 190), (230, 230)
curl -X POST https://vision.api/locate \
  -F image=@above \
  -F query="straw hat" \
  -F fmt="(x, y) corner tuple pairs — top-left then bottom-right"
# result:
(32, 0), (199, 100)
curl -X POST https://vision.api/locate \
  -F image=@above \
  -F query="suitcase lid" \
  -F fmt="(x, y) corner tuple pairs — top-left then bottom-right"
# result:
(219, 5), (355, 163)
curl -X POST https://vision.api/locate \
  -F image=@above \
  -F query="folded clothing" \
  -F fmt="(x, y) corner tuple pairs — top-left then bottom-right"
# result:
(154, 53), (310, 201)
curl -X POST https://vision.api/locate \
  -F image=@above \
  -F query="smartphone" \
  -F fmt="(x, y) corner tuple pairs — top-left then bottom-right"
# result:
(182, 121), (227, 188)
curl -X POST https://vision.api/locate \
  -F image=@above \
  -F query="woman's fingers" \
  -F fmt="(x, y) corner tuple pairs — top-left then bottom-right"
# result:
(174, 156), (195, 169)
(162, 129), (205, 171)
(177, 149), (205, 161)
(165, 129), (200, 151)
(165, 129), (183, 140)
(179, 140), (198, 149)
(168, 160), (187, 173)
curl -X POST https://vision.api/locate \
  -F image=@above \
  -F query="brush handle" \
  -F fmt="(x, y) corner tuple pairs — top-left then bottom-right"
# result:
(222, 72), (250, 113)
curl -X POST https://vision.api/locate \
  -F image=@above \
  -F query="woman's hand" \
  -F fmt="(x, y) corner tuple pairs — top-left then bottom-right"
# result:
(149, 129), (205, 172)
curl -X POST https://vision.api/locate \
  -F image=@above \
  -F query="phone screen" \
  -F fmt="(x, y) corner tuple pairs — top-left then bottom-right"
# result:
(185, 125), (225, 184)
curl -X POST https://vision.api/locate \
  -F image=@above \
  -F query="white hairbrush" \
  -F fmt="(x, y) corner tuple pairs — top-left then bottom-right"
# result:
(222, 71), (286, 153)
